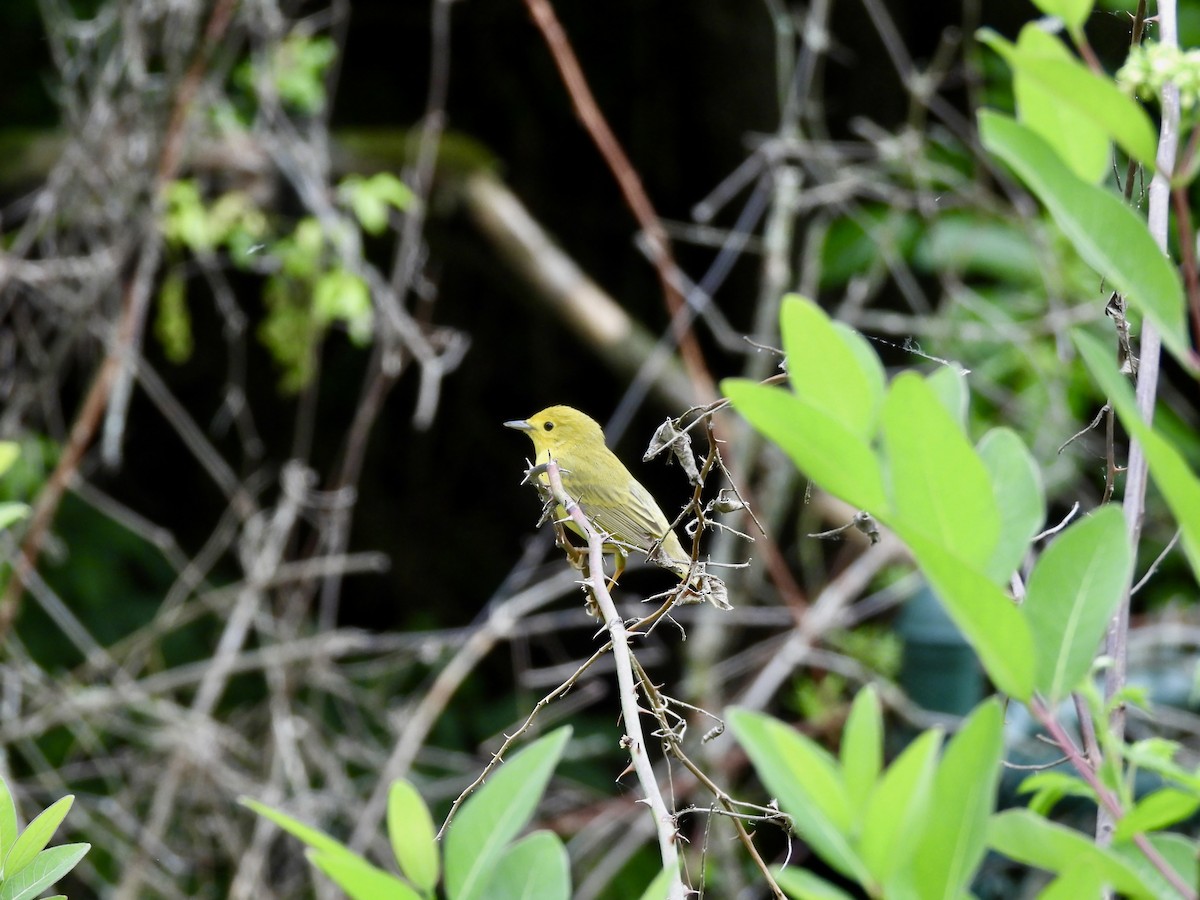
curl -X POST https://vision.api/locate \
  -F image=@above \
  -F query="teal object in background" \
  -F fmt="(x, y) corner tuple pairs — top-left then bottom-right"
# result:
(896, 584), (984, 716)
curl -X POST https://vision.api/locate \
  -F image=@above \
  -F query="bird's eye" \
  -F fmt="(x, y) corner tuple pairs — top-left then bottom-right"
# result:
(543, 421), (555, 431)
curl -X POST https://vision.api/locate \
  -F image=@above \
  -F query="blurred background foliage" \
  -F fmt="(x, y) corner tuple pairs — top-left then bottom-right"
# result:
(0, 0), (1198, 897)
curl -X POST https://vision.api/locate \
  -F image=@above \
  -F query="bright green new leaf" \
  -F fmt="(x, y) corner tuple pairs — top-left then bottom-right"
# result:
(1075, 330), (1200, 578)
(0, 844), (91, 900)
(1029, 0), (1094, 33)
(1114, 788), (1200, 842)
(487, 831), (570, 900)
(978, 428), (1045, 584)
(989, 809), (1155, 897)
(925, 366), (968, 428)
(444, 726), (571, 900)
(1010, 25), (1109, 182)
(899, 529), (1034, 700)
(240, 796), (349, 859)
(1023, 505), (1131, 700)
(882, 372), (999, 570)
(1039, 863), (1111, 900)
(727, 708), (868, 884)
(722, 379), (889, 514)
(909, 700), (1004, 900)
(0, 779), (16, 862)
(307, 849), (422, 900)
(2, 796), (73, 880)
(772, 865), (858, 900)
(781, 294), (884, 439)
(859, 729), (941, 884)
(839, 686), (883, 817)
(979, 113), (1189, 367)
(636, 865), (678, 900)
(981, 27), (1158, 176)
(388, 780), (438, 894)
(1018, 770), (1095, 816)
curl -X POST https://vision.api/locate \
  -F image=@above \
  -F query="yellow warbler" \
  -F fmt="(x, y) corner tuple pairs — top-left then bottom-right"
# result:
(504, 405), (691, 583)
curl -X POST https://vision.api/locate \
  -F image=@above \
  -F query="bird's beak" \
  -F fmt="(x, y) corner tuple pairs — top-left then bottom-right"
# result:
(504, 419), (534, 431)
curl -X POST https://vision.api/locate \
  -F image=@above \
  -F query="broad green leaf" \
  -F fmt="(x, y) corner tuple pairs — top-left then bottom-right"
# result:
(1009, 26), (1109, 182)
(1112, 833), (1200, 899)
(444, 726), (571, 900)
(1023, 505), (1131, 700)
(859, 730), (941, 884)
(979, 113), (1189, 366)
(899, 529), (1034, 700)
(1039, 863), (1110, 900)
(910, 700), (1004, 900)
(773, 865), (858, 900)
(486, 831), (570, 900)
(0, 777), (17, 860)
(1114, 788), (1200, 842)
(781, 295), (884, 439)
(388, 780), (438, 893)
(1075, 331), (1200, 578)
(636, 865), (677, 900)
(722, 379), (889, 513)
(2, 796), (73, 880)
(307, 849), (421, 900)
(727, 708), (868, 884)
(989, 809), (1155, 897)
(840, 686), (883, 816)
(1029, 0), (1094, 33)
(882, 372), (999, 570)
(912, 213), (1041, 284)
(981, 28), (1157, 175)
(239, 797), (349, 858)
(0, 844), (90, 900)
(977, 428), (1045, 583)
(925, 366), (968, 428)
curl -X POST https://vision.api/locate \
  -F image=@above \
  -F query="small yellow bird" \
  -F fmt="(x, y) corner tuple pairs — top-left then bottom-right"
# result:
(504, 405), (692, 585)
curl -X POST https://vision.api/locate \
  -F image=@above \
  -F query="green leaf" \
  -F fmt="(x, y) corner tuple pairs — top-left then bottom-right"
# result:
(839, 687), (883, 817)
(981, 27), (1157, 176)
(1114, 788), (1200, 842)
(859, 729), (941, 884)
(979, 113), (1189, 367)
(1029, 0), (1094, 33)
(722, 379), (889, 513)
(1039, 863), (1111, 900)
(313, 268), (373, 345)
(0, 844), (90, 900)
(0, 779), (16, 862)
(924, 366), (969, 428)
(1023, 505), (1131, 700)
(909, 700), (1004, 899)
(0, 503), (30, 532)
(636, 865), (678, 900)
(444, 726), (571, 900)
(239, 796), (349, 859)
(882, 372), (1000, 570)
(2, 796), (73, 880)
(486, 831), (571, 900)
(1112, 833), (1200, 899)
(989, 809), (1156, 897)
(977, 428), (1045, 583)
(1075, 330), (1200, 579)
(388, 780), (438, 894)
(772, 865), (858, 900)
(307, 849), (422, 900)
(1018, 770), (1096, 816)
(0, 444), (18, 478)
(781, 295), (884, 439)
(899, 530), (1034, 700)
(727, 708), (868, 884)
